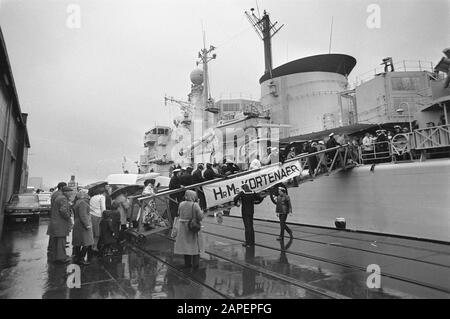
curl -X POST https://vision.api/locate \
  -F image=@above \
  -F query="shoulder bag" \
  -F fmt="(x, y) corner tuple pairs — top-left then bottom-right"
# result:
(188, 203), (201, 233)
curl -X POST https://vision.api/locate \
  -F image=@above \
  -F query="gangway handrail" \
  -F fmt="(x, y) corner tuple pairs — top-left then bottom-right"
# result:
(359, 140), (392, 164)
(134, 144), (352, 202)
(411, 124), (450, 150)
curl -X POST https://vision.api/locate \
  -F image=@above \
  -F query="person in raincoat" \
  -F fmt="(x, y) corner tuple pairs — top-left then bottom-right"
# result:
(48, 186), (73, 263)
(47, 182), (67, 258)
(173, 190), (204, 269)
(72, 190), (94, 265)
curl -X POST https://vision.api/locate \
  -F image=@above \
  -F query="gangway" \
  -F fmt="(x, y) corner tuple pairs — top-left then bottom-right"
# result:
(126, 144), (359, 237)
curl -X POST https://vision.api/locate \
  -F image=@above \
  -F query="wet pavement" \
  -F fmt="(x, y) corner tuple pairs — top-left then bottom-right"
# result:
(0, 216), (449, 299)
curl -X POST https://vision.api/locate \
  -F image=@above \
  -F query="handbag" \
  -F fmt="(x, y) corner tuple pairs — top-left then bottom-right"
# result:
(188, 203), (201, 233)
(171, 217), (180, 238)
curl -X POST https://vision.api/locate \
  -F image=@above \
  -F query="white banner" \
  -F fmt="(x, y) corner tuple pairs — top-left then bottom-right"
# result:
(203, 161), (302, 208)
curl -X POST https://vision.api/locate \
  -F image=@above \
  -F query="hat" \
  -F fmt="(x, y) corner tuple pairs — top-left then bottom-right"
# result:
(329, 133), (334, 137)
(278, 187), (286, 192)
(318, 141), (324, 145)
(61, 186), (73, 193)
(172, 168), (181, 173)
(57, 182), (67, 189)
(394, 125), (401, 129)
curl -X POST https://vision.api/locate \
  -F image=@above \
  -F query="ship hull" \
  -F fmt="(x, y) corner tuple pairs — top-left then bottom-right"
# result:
(231, 159), (450, 242)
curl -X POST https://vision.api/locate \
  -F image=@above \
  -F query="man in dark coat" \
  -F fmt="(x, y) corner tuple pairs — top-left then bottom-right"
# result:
(179, 166), (193, 186)
(203, 163), (223, 181)
(233, 184), (263, 247)
(98, 210), (116, 256)
(192, 164), (204, 184)
(307, 141), (318, 177)
(375, 130), (389, 158)
(48, 186), (73, 263)
(221, 160), (240, 176)
(192, 164), (207, 210)
(104, 184), (113, 210)
(326, 133), (341, 169)
(47, 182), (67, 258)
(168, 168), (183, 224)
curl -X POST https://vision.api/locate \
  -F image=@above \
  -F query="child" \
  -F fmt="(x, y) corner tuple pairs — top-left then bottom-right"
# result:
(110, 201), (121, 251)
(98, 210), (116, 256)
(275, 187), (293, 241)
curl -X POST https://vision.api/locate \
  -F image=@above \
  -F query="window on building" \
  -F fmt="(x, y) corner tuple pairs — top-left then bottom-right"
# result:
(223, 103), (241, 112)
(391, 77), (422, 91)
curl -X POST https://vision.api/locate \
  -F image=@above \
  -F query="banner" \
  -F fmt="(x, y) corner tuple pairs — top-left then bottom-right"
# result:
(203, 161), (302, 208)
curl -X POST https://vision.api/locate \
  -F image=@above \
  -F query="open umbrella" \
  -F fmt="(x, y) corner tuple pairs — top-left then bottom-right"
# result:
(84, 181), (107, 197)
(111, 184), (144, 200)
(106, 173), (160, 186)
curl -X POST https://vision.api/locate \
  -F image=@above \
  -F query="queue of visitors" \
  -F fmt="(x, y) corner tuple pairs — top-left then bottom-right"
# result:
(46, 182), (133, 265)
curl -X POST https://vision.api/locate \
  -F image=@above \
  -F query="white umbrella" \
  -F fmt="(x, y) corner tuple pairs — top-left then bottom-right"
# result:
(106, 173), (160, 186)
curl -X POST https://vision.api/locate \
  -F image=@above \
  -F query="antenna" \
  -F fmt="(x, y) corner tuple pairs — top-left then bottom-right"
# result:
(197, 37), (218, 113)
(255, 0), (261, 18)
(201, 20), (206, 49)
(245, 8), (284, 77)
(328, 16), (333, 54)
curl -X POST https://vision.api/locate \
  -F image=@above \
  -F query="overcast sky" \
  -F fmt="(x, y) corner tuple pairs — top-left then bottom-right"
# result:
(1, 0), (449, 187)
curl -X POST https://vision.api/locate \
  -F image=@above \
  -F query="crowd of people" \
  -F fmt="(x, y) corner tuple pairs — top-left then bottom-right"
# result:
(282, 126), (418, 170)
(46, 182), (134, 265)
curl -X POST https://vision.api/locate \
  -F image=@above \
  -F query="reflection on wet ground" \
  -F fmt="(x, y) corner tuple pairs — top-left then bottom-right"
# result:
(0, 218), (222, 299)
(0, 216), (449, 299)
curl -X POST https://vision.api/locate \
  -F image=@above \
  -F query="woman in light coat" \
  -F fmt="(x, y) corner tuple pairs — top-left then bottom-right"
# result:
(174, 190), (204, 268)
(72, 191), (94, 265)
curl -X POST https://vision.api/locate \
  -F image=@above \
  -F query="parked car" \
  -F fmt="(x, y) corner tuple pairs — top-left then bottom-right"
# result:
(4, 193), (42, 222)
(37, 192), (52, 214)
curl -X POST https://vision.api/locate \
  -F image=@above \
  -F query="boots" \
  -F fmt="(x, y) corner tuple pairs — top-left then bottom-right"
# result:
(192, 255), (200, 269)
(86, 246), (95, 262)
(79, 247), (90, 265)
(183, 255), (192, 268)
(72, 246), (81, 263)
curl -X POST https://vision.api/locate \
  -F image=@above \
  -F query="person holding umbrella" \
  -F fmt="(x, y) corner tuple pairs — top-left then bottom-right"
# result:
(72, 190), (94, 265)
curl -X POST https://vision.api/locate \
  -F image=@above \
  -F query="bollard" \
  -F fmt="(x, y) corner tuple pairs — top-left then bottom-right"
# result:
(335, 217), (346, 229)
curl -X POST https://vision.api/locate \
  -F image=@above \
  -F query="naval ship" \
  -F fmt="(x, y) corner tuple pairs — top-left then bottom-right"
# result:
(138, 10), (450, 243)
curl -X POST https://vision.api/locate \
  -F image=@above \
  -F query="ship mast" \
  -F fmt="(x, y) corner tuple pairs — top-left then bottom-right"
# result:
(245, 8), (283, 78)
(196, 31), (217, 113)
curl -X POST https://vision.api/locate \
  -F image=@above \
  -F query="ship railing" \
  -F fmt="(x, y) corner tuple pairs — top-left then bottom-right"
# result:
(359, 141), (393, 164)
(353, 60), (434, 87)
(410, 124), (450, 150)
(124, 144), (358, 232)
